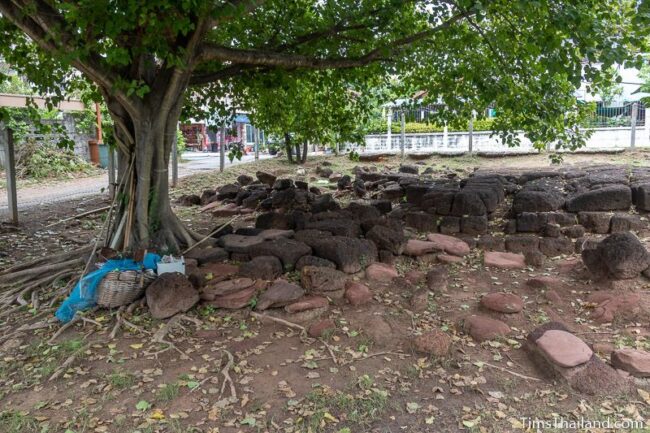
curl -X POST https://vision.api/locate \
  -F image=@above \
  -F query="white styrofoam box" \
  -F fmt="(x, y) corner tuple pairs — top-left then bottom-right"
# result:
(157, 256), (185, 275)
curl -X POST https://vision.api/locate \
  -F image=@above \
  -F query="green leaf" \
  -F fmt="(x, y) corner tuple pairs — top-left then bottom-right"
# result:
(406, 402), (420, 414)
(135, 400), (151, 411)
(240, 416), (256, 426)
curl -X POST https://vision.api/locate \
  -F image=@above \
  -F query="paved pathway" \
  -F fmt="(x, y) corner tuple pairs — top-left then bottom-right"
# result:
(0, 152), (272, 213)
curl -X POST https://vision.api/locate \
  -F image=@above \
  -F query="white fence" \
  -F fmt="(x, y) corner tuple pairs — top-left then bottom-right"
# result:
(363, 108), (650, 154)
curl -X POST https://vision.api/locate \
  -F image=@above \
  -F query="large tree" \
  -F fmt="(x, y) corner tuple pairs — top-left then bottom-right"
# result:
(0, 0), (645, 251)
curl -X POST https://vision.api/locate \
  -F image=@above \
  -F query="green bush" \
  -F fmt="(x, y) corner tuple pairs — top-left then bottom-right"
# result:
(15, 140), (95, 179)
(176, 129), (186, 154)
(367, 118), (495, 134)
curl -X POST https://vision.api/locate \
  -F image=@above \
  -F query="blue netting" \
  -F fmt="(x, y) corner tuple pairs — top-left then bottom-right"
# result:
(55, 253), (160, 323)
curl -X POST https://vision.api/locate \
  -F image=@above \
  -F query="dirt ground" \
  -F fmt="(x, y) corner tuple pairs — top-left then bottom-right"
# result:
(1, 151), (649, 433)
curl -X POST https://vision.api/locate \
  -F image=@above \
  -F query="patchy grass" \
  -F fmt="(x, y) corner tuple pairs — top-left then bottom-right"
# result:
(108, 370), (136, 390)
(0, 411), (40, 433)
(157, 382), (180, 402)
(300, 376), (390, 432)
(7, 338), (86, 387)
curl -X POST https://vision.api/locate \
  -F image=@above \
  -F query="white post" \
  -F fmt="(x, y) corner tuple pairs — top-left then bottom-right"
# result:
(219, 127), (225, 172)
(443, 123), (449, 150)
(631, 102), (638, 149)
(643, 108), (650, 146)
(386, 107), (392, 151)
(400, 111), (405, 158)
(468, 113), (474, 155)
(254, 127), (259, 160)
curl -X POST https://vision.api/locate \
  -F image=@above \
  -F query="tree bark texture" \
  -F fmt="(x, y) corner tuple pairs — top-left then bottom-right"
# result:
(105, 77), (202, 253)
(294, 141), (301, 162)
(299, 141), (308, 164)
(284, 133), (293, 163)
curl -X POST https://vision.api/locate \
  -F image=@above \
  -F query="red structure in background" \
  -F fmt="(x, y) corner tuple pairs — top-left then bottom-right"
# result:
(179, 123), (208, 150)
(180, 114), (255, 152)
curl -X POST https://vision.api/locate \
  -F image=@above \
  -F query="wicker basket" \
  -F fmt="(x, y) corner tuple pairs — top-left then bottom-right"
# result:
(96, 270), (157, 308)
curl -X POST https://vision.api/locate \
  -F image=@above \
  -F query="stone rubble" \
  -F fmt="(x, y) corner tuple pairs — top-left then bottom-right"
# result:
(160, 162), (650, 393)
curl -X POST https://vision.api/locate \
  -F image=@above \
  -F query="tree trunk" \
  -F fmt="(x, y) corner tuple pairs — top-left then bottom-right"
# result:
(105, 84), (202, 253)
(284, 133), (293, 163)
(294, 141), (301, 162)
(300, 141), (308, 164)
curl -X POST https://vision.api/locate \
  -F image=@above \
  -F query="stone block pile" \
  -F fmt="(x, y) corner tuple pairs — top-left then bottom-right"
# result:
(157, 161), (650, 395)
(175, 163), (650, 273)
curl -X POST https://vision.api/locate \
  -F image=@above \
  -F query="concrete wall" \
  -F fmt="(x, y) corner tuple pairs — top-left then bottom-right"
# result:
(22, 113), (95, 161)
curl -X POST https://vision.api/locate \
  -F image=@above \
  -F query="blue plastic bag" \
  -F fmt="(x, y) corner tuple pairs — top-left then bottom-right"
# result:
(55, 253), (160, 322)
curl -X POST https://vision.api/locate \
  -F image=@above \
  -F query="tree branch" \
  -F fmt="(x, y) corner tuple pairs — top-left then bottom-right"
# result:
(209, 0), (267, 28)
(156, 15), (210, 115)
(279, 23), (370, 50)
(196, 7), (475, 72)
(0, 0), (141, 116)
(190, 65), (259, 86)
(198, 44), (387, 68)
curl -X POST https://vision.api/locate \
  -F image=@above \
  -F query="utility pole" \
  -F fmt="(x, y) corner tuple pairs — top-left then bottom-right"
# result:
(631, 102), (638, 149)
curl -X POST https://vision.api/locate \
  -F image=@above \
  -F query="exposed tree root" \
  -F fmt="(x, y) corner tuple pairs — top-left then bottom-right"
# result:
(322, 339), (340, 365)
(340, 351), (410, 366)
(109, 306), (127, 339)
(219, 349), (237, 400)
(49, 342), (91, 381)
(48, 307), (99, 345)
(80, 316), (104, 328)
(0, 257), (86, 313)
(480, 362), (542, 382)
(0, 246), (92, 277)
(249, 311), (340, 363)
(47, 277), (78, 308)
(0, 304), (23, 320)
(0, 316), (56, 345)
(145, 314), (202, 359)
(110, 300), (149, 340)
(0, 257), (85, 287)
(250, 311), (306, 333)
(45, 206), (111, 228)
(11, 269), (77, 307)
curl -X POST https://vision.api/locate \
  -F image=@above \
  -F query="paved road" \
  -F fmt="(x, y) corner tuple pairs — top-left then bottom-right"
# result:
(0, 152), (272, 213)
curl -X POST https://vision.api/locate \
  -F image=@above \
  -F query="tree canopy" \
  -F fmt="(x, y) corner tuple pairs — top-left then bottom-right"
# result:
(0, 0), (647, 249)
(237, 70), (379, 161)
(2, 1), (646, 146)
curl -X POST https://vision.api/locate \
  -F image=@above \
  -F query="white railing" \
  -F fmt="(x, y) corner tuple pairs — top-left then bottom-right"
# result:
(362, 106), (650, 154)
(363, 126), (650, 154)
